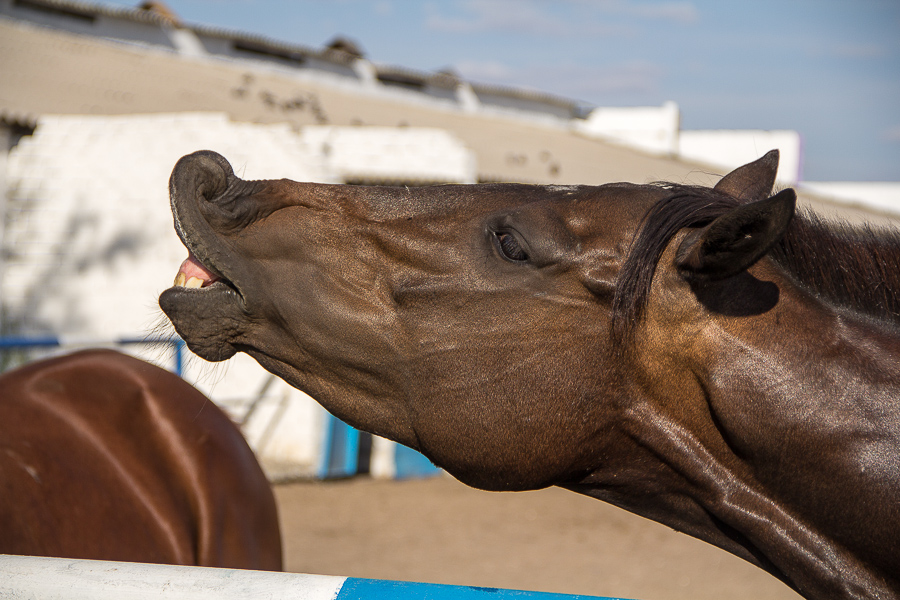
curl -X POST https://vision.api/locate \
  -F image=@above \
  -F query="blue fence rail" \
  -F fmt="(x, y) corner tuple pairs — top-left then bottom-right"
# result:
(0, 335), (187, 376)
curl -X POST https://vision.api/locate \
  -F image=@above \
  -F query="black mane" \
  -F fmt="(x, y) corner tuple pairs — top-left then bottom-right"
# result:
(611, 185), (740, 341)
(612, 185), (900, 341)
(772, 212), (900, 324)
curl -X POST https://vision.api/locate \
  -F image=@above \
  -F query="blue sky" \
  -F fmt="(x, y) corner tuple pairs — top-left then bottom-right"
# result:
(108, 1), (899, 182)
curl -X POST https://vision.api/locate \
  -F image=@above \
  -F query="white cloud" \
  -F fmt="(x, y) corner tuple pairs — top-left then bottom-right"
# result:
(453, 59), (664, 99)
(616, 1), (698, 24)
(534, 60), (665, 97)
(882, 126), (900, 142)
(833, 43), (887, 59)
(425, 0), (696, 37)
(426, 0), (571, 36)
(806, 41), (889, 60)
(373, 1), (393, 16)
(454, 59), (517, 81)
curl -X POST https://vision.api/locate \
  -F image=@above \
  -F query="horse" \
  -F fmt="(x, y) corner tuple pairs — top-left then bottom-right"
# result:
(0, 348), (282, 569)
(160, 149), (900, 599)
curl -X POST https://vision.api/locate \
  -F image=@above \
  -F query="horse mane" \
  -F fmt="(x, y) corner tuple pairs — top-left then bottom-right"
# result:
(612, 184), (900, 342)
(771, 211), (900, 324)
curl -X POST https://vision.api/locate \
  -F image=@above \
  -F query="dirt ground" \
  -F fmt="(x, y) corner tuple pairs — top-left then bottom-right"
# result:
(274, 474), (802, 600)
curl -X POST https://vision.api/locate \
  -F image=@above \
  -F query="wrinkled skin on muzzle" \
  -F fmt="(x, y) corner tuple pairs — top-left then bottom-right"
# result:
(160, 150), (652, 491)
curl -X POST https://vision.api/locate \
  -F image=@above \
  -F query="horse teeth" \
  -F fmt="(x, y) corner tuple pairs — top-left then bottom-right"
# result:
(174, 273), (186, 287)
(185, 276), (204, 288)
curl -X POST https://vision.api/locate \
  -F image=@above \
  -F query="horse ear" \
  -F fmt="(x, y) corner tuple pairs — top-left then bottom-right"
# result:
(714, 149), (780, 202)
(676, 189), (796, 280)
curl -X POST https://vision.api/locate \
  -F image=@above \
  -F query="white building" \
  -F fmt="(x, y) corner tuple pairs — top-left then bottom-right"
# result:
(3, 111), (475, 480)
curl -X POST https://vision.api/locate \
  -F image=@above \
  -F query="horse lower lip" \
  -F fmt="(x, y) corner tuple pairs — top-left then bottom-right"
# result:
(168, 280), (233, 296)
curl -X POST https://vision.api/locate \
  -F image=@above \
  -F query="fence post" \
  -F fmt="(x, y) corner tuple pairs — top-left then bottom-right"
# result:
(173, 337), (186, 377)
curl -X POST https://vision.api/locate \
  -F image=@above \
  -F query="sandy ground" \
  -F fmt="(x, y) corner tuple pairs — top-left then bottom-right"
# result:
(274, 474), (802, 600)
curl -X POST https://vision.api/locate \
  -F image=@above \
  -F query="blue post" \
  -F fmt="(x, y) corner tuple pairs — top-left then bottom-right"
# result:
(173, 338), (186, 377)
(318, 414), (361, 479)
(394, 445), (441, 479)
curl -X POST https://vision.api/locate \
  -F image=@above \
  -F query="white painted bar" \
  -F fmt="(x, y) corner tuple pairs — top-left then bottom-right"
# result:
(0, 555), (346, 600)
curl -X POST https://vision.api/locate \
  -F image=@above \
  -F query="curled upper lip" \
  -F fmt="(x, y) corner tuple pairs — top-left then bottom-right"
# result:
(173, 251), (222, 288)
(167, 150), (246, 299)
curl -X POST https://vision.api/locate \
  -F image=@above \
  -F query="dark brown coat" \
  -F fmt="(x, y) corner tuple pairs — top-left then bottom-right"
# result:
(0, 349), (282, 569)
(161, 150), (898, 599)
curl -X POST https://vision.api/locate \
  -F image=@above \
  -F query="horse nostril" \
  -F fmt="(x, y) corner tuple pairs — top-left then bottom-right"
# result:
(171, 151), (235, 217)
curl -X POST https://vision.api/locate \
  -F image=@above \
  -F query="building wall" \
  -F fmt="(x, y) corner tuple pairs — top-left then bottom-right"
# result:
(301, 126), (477, 184)
(578, 102), (681, 156)
(678, 129), (803, 185)
(2, 113), (332, 478)
(0, 18), (733, 187)
(800, 182), (900, 217)
(0, 0), (177, 49)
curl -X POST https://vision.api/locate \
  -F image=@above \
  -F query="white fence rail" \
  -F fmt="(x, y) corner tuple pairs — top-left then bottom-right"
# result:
(0, 555), (619, 600)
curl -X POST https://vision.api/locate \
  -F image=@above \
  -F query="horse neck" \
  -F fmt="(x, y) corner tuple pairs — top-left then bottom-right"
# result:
(771, 210), (900, 328)
(767, 251), (900, 396)
(570, 266), (900, 597)
(754, 209), (900, 426)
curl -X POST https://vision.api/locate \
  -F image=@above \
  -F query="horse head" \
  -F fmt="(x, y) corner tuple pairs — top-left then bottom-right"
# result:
(161, 150), (899, 599)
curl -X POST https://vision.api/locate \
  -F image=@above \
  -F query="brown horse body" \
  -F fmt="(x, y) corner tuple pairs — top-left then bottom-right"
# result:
(161, 150), (899, 598)
(0, 349), (282, 569)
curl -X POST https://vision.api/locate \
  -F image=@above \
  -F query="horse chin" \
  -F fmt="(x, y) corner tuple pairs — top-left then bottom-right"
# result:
(243, 349), (304, 389)
(158, 283), (243, 361)
(447, 467), (554, 493)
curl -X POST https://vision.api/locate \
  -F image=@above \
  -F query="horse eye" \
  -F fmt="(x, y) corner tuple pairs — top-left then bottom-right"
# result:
(495, 231), (529, 262)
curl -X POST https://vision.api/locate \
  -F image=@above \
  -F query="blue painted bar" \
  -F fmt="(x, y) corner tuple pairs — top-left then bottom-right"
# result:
(394, 443), (441, 478)
(0, 336), (63, 348)
(338, 577), (627, 600)
(318, 413), (443, 480)
(318, 414), (361, 478)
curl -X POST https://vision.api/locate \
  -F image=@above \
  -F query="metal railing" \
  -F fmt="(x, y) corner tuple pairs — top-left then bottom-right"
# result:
(0, 335), (186, 375)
